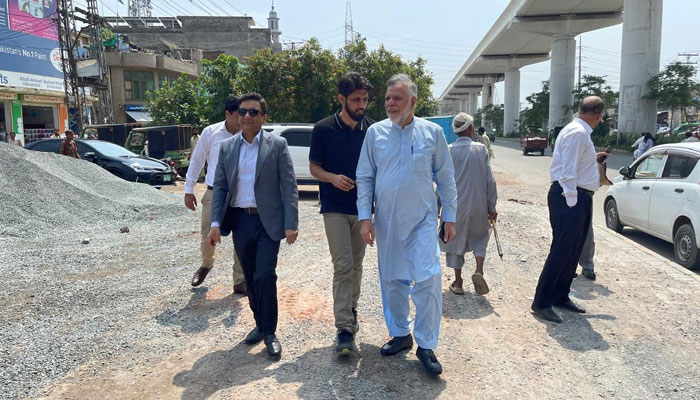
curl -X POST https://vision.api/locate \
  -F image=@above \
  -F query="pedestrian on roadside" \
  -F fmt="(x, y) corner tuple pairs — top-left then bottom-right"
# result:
(682, 131), (699, 143)
(208, 92), (299, 361)
(8, 132), (22, 146)
(189, 126), (200, 157)
(531, 96), (608, 324)
(185, 97), (246, 295)
(309, 72), (374, 357)
(356, 74), (458, 375)
(441, 113), (498, 296)
(633, 132), (654, 159)
(477, 126), (495, 159)
(59, 130), (80, 159)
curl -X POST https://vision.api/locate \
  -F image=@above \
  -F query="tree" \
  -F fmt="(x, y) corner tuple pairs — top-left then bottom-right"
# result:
(645, 62), (700, 127)
(339, 38), (438, 121)
(199, 54), (242, 123)
(146, 75), (204, 126)
(478, 104), (504, 134)
(520, 80), (549, 133)
(571, 75), (617, 140)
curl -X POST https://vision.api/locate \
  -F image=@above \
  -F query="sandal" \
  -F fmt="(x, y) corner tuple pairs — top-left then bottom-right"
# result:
(449, 281), (465, 295)
(471, 273), (490, 295)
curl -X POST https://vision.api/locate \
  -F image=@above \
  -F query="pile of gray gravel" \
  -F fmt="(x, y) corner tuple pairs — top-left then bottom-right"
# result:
(0, 142), (181, 238)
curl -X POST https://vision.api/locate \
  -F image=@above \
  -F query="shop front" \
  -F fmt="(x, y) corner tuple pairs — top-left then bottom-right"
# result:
(20, 94), (67, 144)
(0, 92), (14, 142)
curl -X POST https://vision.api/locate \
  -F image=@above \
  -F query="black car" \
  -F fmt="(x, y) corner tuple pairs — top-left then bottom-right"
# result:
(25, 139), (177, 186)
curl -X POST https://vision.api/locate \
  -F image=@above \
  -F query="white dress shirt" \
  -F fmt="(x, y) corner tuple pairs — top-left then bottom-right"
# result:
(550, 117), (600, 208)
(185, 120), (238, 194)
(232, 131), (260, 208)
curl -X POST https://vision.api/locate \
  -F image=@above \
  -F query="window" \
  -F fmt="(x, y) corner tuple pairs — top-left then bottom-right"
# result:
(634, 154), (665, 178)
(31, 140), (61, 153)
(124, 70), (155, 100)
(158, 73), (179, 89)
(281, 130), (312, 147)
(662, 155), (699, 179)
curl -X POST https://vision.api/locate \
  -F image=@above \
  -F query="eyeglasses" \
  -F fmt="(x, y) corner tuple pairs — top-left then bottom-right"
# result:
(238, 108), (261, 117)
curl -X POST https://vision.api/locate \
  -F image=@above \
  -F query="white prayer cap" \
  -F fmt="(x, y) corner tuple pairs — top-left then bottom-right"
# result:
(452, 112), (474, 133)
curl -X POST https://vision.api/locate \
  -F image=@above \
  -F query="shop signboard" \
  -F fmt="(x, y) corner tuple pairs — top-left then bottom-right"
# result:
(0, 0), (64, 92)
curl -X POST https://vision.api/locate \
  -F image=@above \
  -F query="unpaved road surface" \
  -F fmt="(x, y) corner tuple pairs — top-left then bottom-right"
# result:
(4, 143), (700, 399)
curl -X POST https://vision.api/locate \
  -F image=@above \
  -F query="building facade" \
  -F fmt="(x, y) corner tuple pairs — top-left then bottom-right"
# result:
(104, 16), (271, 61)
(105, 50), (202, 124)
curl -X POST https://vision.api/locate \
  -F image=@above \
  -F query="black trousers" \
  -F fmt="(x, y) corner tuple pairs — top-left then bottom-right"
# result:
(228, 208), (281, 335)
(533, 183), (593, 309)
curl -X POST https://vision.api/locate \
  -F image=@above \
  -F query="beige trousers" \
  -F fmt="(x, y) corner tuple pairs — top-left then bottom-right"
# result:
(323, 213), (366, 333)
(201, 189), (245, 285)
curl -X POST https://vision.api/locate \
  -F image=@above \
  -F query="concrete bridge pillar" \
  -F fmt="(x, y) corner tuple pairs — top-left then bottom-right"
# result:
(548, 34), (576, 132)
(504, 67), (521, 136)
(469, 92), (479, 116)
(481, 83), (493, 129)
(618, 0), (663, 135)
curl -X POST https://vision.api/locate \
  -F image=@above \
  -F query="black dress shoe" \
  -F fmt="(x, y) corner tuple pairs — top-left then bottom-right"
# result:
(244, 327), (264, 345)
(555, 299), (586, 313)
(233, 282), (248, 296)
(581, 269), (597, 280)
(191, 267), (211, 287)
(530, 303), (562, 323)
(416, 347), (443, 375)
(264, 334), (282, 360)
(380, 334), (413, 356)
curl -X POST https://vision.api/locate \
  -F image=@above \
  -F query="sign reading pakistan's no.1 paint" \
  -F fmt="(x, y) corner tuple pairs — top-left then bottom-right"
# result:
(0, 0), (64, 92)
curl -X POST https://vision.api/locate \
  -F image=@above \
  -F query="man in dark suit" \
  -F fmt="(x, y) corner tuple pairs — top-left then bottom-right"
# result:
(208, 92), (299, 360)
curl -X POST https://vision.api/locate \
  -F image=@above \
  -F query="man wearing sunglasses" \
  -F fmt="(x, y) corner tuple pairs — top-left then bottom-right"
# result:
(185, 96), (246, 295)
(208, 92), (299, 361)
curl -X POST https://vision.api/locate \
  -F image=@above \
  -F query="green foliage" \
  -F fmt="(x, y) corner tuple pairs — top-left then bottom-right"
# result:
(100, 28), (114, 41)
(572, 75), (618, 110)
(477, 104), (504, 134)
(645, 62), (700, 125)
(199, 54), (241, 123)
(521, 80), (549, 133)
(147, 37), (440, 126)
(146, 76), (204, 126)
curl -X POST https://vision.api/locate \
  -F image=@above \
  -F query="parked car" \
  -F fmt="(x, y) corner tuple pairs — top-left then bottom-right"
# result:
(262, 123), (317, 184)
(25, 139), (177, 187)
(604, 142), (700, 269)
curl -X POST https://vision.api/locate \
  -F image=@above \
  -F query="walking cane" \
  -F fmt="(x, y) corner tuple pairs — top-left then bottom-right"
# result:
(491, 218), (504, 260)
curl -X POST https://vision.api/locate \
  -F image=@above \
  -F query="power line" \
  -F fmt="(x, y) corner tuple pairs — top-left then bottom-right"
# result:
(203, 0), (231, 16)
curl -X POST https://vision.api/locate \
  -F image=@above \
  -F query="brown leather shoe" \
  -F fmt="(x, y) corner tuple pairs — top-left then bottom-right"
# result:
(233, 282), (247, 296)
(191, 267), (211, 287)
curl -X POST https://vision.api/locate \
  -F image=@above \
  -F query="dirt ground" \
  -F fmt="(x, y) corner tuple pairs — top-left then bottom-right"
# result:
(32, 145), (700, 399)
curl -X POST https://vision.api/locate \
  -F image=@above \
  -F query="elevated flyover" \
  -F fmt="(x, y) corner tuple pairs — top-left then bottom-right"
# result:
(439, 0), (662, 137)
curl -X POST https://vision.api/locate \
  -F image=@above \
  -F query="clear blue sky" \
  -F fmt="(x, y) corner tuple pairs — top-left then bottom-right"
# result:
(96, 0), (699, 107)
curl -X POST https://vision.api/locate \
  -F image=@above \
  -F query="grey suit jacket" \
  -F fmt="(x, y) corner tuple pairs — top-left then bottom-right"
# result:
(210, 130), (299, 241)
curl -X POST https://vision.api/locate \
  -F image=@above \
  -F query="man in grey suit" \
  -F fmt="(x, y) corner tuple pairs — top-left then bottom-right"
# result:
(208, 92), (299, 360)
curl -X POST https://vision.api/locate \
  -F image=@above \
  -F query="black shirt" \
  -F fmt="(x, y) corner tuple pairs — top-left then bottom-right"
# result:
(309, 111), (373, 215)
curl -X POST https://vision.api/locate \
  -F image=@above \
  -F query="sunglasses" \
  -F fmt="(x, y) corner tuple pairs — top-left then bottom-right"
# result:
(238, 108), (262, 117)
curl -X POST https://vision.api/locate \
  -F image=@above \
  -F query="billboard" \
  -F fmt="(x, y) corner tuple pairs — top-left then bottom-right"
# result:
(0, 0), (64, 92)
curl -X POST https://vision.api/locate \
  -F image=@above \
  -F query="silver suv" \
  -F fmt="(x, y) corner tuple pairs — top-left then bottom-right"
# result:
(262, 123), (317, 184)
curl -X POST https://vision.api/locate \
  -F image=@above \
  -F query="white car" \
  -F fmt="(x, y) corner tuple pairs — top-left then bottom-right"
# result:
(604, 142), (700, 269)
(262, 123), (317, 184)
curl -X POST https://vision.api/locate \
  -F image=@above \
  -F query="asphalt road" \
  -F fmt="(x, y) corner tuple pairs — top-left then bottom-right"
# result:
(491, 137), (679, 267)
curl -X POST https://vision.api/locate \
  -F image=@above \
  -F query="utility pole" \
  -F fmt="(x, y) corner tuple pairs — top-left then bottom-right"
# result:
(57, 0), (84, 132)
(678, 52), (698, 66)
(577, 36), (582, 92)
(345, 0), (354, 47)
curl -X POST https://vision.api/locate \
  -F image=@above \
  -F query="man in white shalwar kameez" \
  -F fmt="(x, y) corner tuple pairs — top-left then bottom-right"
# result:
(440, 113), (498, 296)
(356, 74), (458, 376)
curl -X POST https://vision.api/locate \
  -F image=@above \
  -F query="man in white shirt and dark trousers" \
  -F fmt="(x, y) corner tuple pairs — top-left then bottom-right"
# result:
(185, 96), (246, 295)
(532, 96), (607, 323)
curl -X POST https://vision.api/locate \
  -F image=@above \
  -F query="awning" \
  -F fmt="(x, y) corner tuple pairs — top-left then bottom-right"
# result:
(126, 110), (152, 122)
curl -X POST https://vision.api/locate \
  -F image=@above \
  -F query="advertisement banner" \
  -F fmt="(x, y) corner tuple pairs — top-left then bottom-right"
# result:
(0, 0), (64, 92)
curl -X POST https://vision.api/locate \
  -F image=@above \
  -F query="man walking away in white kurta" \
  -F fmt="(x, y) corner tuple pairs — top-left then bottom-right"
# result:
(440, 113), (498, 296)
